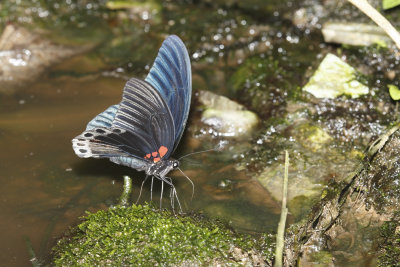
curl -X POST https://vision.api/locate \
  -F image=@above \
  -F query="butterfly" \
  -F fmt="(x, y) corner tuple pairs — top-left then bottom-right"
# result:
(72, 35), (192, 208)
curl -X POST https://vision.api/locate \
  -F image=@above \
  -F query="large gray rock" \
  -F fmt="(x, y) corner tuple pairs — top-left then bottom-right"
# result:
(198, 90), (259, 137)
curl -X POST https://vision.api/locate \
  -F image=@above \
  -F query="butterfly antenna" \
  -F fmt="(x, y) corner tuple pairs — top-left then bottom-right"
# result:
(136, 175), (149, 204)
(178, 147), (219, 160)
(177, 167), (195, 201)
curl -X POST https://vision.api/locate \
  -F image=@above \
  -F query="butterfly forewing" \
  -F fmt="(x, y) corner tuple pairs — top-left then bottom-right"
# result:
(145, 35), (192, 150)
(82, 35), (192, 153)
(112, 78), (176, 158)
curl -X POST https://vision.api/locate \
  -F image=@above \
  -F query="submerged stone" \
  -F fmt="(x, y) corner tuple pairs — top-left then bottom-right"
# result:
(302, 53), (369, 99)
(198, 90), (259, 137)
(0, 24), (92, 93)
(322, 22), (391, 47)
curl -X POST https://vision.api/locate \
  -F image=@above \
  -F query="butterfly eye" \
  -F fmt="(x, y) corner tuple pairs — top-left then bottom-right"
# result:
(173, 161), (179, 168)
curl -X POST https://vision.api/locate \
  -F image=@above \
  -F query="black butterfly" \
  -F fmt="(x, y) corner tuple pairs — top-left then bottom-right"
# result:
(72, 35), (192, 208)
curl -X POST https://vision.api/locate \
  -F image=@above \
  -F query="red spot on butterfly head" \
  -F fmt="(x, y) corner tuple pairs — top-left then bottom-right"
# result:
(158, 146), (168, 157)
(153, 157), (161, 163)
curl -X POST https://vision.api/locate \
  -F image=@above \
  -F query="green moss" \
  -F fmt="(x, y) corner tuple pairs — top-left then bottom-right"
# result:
(230, 57), (289, 118)
(378, 212), (400, 266)
(52, 204), (273, 265)
(307, 251), (334, 266)
(288, 195), (319, 221)
(295, 123), (332, 152)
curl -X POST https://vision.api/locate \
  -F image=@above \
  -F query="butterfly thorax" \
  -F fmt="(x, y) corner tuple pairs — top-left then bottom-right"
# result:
(145, 159), (179, 178)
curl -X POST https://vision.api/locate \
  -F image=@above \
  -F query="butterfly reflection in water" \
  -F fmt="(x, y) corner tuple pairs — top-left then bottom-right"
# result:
(72, 35), (192, 210)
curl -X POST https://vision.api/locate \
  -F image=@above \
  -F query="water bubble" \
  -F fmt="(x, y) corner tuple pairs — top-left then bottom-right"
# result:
(141, 11), (149, 20)
(213, 34), (222, 41)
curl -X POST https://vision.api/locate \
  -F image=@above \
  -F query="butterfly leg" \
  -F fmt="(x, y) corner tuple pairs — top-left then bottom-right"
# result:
(163, 176), (182, 213)
(160, 178), (164, 209)
(136, 175), (149, 204)
(150, 176), (156, 201)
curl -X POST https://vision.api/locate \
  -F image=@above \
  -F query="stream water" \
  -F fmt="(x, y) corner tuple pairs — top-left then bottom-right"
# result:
(0, 54), (280, 265)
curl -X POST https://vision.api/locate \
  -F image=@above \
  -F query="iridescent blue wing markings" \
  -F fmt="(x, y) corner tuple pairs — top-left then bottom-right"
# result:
(86, 104), (119, 130)
(72, 78), (176, 169)
(145, 35), (192, 151)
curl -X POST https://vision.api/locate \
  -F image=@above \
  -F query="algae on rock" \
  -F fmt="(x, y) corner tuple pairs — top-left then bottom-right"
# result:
(303, 53), (369, 99)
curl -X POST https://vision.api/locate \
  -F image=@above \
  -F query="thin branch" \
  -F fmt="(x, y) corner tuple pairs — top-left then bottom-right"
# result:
(274, 151), (289, 267)
(119, 175), (132, 206)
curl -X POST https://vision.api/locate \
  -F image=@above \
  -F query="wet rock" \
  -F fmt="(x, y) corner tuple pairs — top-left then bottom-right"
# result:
(284, 125), (400, 266)
(254, 119), (358, 210)
(292, 5), (327, 30)
(0, 24), (92, 93)
(322, 22), (391, 47)
(256, 159), (322, 203)
(303, 53), (369, 99)
(106, 0), (161, 24)
(197, 90), (259, 137)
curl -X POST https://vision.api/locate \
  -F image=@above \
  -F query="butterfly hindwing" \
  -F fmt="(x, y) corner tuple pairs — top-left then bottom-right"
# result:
(86, 104), (119, 130)
(72, 127), (148, 169)
(72, 78), (176, 167)
(145, 35), (192, 150)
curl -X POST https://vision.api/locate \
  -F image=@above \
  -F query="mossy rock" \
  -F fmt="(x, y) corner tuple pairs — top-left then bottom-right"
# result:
(52, 204), (274, 266)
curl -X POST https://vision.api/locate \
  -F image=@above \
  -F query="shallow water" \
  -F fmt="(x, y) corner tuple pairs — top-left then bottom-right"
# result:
(0, 54), (280, 265)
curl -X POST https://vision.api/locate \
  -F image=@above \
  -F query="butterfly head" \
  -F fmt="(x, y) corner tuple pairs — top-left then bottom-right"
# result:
(146, 158), (180, 178)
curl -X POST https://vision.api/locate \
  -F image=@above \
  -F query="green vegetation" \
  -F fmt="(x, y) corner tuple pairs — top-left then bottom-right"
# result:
(52, 204), (274, 265)
(388, 84), (400, 101)
(383, 0), (400, 10)
(378, 212), (400, 266)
